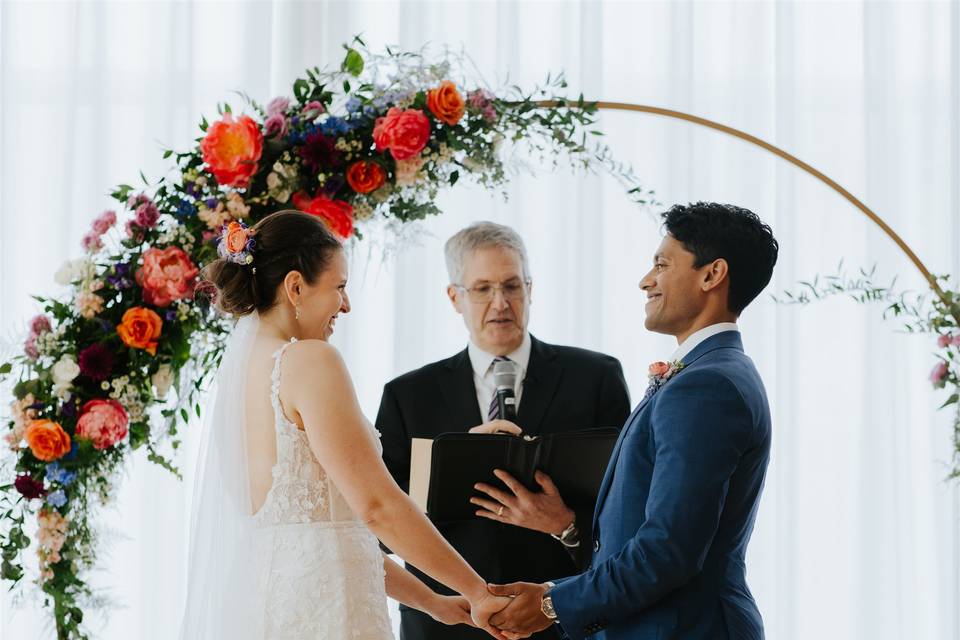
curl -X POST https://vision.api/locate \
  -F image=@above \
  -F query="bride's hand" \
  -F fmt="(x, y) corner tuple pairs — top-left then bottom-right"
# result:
(467, 588), (513, 639)
(427, 595), (473, 627)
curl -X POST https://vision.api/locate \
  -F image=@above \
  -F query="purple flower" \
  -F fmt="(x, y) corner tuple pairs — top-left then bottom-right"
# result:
(29, 315), (52, 335)
(165, 310), (178, 321)
(14, 475), (46, 500)
(60, 396), (77, 419)
(134, 201), (159, 229)
(266, 96), (290, 117)
(264, 113), (288, 138)
(78, 343), (114, 381)
(205, 197), (219, 209)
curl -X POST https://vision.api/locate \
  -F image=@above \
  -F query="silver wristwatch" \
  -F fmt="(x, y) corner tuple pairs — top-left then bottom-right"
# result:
(550, 519), (580, 548)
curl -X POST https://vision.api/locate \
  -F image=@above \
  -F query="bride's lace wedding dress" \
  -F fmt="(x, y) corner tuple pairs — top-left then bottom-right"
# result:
(251, 339), (394, 639)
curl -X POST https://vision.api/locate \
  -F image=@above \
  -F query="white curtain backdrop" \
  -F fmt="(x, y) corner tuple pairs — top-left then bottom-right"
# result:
(1, 1), (958, 638)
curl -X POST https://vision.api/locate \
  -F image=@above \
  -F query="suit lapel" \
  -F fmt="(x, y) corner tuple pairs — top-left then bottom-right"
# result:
(591, 330), (746, 529)
(438, 349), (483, 434)
(516, 336), (562, 436)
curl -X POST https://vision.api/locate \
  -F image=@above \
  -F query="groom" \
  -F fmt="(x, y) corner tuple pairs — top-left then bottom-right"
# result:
(488, 202), (778, 639)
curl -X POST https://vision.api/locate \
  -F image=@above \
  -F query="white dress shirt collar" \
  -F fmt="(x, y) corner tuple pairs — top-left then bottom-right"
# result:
(670, 322), (739, 363)
(468, 333), (533, 379)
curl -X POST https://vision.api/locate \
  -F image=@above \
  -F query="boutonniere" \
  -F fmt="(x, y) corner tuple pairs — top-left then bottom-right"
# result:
(647, 359), (685, 392)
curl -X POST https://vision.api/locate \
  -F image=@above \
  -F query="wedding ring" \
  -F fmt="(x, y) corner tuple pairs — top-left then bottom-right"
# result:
(497, 506), (504, 516)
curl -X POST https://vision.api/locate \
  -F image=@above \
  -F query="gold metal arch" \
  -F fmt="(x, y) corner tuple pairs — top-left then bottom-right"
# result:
(539, 100), (950, 308)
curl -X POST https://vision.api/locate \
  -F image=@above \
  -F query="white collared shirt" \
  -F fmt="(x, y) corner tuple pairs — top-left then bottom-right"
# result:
(467, 333), (532, 422)
(670, 322), (739, 363)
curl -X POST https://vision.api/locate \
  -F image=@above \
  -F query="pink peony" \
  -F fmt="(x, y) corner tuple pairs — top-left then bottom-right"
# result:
(373, 107), (431, 160)
(75, 399), (129, 450)
(136, 246), (199, 308)
(930, 361), (949, 388)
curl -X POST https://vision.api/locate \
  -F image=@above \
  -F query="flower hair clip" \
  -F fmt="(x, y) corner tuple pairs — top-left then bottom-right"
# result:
(218, 220), (256, 265)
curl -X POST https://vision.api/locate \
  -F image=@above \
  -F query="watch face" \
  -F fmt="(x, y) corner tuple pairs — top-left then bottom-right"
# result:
(541, 595), (557, 620)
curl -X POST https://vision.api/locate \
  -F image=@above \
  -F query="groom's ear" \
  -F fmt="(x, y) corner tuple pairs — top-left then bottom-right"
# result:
(700, 258), (729, 292)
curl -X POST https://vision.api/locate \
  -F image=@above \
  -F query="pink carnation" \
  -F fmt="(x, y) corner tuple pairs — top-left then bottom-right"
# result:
(266, 96), (290, 116)
(930, 361), (950, 388)
(91, 210), (117, 236)
(82, 232), (103, 253)
(135, 201), (160, 229)
(937, 334), (952, 348)
(264, 113), (288, 138)
(75, 398), (129, 450)
(135, 246), (199, 308)
(302, 101), (325, 118)
(29, 315), (52, 335)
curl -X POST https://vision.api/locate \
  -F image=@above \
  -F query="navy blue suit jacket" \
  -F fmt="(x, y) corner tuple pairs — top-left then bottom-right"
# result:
(550, 331), (770, 640)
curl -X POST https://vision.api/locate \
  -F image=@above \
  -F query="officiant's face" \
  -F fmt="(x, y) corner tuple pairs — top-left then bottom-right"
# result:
(448, 246), (530, 355)
(640, 235), (704, 337)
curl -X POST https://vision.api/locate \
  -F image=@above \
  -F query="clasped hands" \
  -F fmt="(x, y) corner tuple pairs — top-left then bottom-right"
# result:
(439, 581), (553, 640)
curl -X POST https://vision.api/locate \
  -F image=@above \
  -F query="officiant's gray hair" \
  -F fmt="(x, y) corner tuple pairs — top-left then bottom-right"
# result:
(444, 222), (531, 285)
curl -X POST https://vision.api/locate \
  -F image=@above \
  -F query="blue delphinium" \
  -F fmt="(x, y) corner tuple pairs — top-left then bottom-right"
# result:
(45, 463), (77, 487)
(46, 490), (68, 508)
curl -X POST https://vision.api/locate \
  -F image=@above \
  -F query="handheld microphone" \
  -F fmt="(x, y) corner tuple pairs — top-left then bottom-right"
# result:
(493, 359), (518, 422)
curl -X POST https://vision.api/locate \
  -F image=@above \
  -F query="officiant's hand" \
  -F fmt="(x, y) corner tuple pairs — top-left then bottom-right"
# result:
(469, 420), (523, 435)
(427, 594), (474, 627)
(488, 582), (553, 639)
(472, 469), (575, 536)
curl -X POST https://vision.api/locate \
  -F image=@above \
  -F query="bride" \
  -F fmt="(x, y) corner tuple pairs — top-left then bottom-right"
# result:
(179, 210), (509, 639)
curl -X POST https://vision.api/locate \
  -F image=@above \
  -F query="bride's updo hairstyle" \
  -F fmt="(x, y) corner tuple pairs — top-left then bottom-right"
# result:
(204, 210), (342, 316)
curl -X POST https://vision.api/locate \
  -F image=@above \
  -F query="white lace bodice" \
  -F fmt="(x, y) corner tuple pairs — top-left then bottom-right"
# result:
(253, 338), (377, 527)
(249, 338), (394, 639)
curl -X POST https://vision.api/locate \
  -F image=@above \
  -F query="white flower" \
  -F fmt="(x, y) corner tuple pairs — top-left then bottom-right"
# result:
(152, 364), (175, 400)
(54, 258), (94, 286)
(51, 355), (80, 389)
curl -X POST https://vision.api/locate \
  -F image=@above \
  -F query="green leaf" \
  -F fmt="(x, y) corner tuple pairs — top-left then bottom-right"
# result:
(939, 393), (958, 409)
(341, 47), (364, 77)
(0, 362), (11, 375)
(293, 78), (309, 102)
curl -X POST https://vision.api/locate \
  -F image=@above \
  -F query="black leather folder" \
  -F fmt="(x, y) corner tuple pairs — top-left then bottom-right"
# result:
(415, 428), (619, 524)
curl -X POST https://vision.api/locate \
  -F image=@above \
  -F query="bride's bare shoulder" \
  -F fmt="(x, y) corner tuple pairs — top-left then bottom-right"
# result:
(281, 339), (349, 382)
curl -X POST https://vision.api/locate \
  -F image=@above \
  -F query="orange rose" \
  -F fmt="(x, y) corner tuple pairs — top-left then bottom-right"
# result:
(224, 221), (250, 254)
(292, 191), (354, 240)
(24, 419), (71, 462)
(200, 113), (264, 188)
(345, 161), (386, 194)
(648, 361), (671, 377)
(427, 81), (465, 126)
(117, 307), (163, 356)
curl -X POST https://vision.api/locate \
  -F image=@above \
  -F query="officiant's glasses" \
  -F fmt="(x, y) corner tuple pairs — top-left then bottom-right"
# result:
(455, 279), (530, 303)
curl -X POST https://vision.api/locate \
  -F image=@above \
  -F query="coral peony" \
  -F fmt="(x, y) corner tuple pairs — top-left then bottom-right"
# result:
(200, 113), (264, 188)
(346, 161), (386, 194)
(24, 419), (71, 462)
(373, 108), (431, 160)
(136, 246), (199, 308)
(117, 307), (163, 355)
(75, 399), (129, 450)
(427, 81), (465, 126)
(292, 191), (354, 240)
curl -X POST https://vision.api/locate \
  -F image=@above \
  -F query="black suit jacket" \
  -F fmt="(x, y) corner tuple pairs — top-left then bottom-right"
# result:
(376, 335), (630, 640)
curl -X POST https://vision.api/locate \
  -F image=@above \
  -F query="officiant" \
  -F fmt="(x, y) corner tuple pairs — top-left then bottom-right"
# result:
(376, 222), (631, 640)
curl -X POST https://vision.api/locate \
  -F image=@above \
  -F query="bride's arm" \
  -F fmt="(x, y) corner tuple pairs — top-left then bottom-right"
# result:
(281, 340), (508, 635)
(382, 553), (473, 627)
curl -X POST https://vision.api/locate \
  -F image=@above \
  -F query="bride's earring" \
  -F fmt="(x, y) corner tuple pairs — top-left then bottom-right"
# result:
(295, 305), (301, 321)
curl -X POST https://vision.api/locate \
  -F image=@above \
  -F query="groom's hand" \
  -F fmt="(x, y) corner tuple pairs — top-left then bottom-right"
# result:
(488, 582), (553, 639)
(472, 470), (575, 536)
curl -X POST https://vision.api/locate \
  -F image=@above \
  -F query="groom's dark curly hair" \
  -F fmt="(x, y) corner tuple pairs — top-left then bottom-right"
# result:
(662, 202), (778, 314)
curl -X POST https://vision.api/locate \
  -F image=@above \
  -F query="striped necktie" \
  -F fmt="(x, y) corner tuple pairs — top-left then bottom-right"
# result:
(487, 356), (512, 421)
